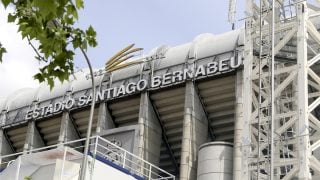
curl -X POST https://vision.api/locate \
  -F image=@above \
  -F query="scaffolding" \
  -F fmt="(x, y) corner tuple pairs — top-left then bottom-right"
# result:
(241, 0), (320, 179)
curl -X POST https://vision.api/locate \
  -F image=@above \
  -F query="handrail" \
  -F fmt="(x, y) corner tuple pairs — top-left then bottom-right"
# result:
(96, 136), (175, 178)
(0, 137), (90, 159)
(0, 135), (175, 180)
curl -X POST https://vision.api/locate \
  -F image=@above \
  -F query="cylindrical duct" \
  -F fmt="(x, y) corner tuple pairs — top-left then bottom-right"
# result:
(197, 142), (233, 180)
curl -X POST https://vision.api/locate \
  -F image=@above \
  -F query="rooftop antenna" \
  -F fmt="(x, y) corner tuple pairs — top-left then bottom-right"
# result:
(228, 0), (237, 30)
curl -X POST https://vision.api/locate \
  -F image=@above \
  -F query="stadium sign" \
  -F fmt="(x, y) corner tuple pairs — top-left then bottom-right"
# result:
(26, 57), (242, 120)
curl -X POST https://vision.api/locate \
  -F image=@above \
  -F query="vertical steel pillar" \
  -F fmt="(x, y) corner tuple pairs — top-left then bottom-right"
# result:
(242, 1), (254, 179)
(233, 70), (244, 180)
(296, 2), (311, 179)
(270, 1), (275, 179)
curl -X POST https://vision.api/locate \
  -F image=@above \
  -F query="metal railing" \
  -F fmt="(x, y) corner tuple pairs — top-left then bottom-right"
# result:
(0, 136), (175, 180)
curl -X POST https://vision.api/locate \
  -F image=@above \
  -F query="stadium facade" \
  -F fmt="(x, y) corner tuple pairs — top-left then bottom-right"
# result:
(2, 1), (320, 179)
(0, 29), (243, 180)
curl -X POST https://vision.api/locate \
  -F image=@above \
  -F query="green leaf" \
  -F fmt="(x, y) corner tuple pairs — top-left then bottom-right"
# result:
(7, 13), (16, 23)
(66, 4), (78, 19)
(81, 39), (87, 50)
(55, 69), (67, 83)
(1, 0), (11, 8)
(86, 25), (96, 37)
(0, 47), (6, 63)
(75, 0), (84, 9)
(47, 77), (54, 90)
(72, 37), (81, 49)
(24, 176), (32, 180)
(85, 26), (97, 47)
(34, 73), (45, 82)
(64, 16), (74, 25)
(33, 0), (57, 18)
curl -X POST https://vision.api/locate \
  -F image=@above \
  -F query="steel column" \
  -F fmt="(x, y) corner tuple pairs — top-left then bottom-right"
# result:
(296, 2), (311, 179)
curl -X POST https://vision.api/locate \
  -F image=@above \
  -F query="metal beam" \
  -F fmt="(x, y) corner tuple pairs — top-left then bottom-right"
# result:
(307, 20), (320, 46)
(310, 156), (320, 175)
(274, 27), (297, 55)
(252, 21), (296, 38)
(309, 97), (320, 113)
(296, 2), (311, 179)
(308, 68), (320, 85)
(308, 53), (320, 67)
(275, 116), (296, 135)
(251, 64), (296, 80)
(242, 1), (254, 177)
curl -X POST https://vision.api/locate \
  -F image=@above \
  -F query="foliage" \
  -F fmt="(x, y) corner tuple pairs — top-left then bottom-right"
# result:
(0, 0), (97, 89)
(24, 176), (32, 180)
(0, 42), (6, 62)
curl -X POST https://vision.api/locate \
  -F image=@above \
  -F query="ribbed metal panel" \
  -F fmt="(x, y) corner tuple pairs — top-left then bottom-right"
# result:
(109, 97), (140, 127)
(73, 108), (99, 138)
(197, 76), (236, 142)
(37, 117), (61, 146)
(150, 87), (185, 174)
(6, 126), (28, 152)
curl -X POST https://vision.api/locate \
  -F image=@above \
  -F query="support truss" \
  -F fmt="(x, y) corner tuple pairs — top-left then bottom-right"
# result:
(243, 0), (320, 179)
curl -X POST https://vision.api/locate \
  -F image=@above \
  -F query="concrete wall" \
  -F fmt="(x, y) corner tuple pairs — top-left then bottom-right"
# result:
(24, 120), (45, 152)
(96, 102), (115, 134)
(137, 92), (162, 167)
(58, 112), (81, 145)
(180, 81), (209, 180)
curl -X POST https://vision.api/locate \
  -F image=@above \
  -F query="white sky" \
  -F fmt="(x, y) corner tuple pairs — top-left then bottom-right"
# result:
(0, 6), (41, 99)
(2, 1), (320, 100)
(0, 1), (247, 99)
(0, 0), (243, 101)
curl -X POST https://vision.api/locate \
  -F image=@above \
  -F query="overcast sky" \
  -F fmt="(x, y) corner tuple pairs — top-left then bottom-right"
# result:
(0, 1), (245, 99)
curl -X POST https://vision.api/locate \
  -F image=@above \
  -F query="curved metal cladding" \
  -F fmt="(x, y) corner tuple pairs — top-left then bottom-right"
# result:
(197, 142), (234, 180)
(0, 29), (244, 178)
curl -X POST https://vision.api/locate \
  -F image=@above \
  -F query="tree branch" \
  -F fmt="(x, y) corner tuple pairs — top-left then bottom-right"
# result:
(27, 36), (47, 62)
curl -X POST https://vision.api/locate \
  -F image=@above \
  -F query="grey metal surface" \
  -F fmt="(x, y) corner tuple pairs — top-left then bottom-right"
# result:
(150, 87), (185, 174)
(197, 76), (236, 142)
(0, 29), (243, 127)
(5, 125), (28, 153)
(149, 94), (179, 174)
(109, 97), (140, 127)
(36, 117), (61, 146)
(197, 141), (234, 180)
(72, 108), (99, 138)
